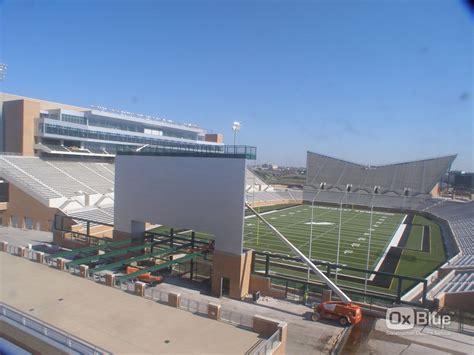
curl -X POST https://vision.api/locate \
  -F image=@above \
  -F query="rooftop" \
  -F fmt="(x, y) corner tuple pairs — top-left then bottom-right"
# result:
(0, 252), (259, 354)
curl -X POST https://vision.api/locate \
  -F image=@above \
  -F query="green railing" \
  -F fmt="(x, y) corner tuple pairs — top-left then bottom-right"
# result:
(116, 252), (202, 283)
(118, 144), (257, 160)
(66, 243), (153, 267)
(46, 239), (133, 261)
(89, 246), (181, 274)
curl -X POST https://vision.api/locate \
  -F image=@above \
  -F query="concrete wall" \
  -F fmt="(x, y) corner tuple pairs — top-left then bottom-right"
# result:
(114, 155), (247, 255)
(0, 320), (68, 355)
(3, 99), (39, 155)
(437, 291), (474, 312)
(249, 274), (286, 298)
(211, 249), (253, 299)
(0, 183), (58, 231)
(205, 133), (224, 143)
(250, 199), (303, 208)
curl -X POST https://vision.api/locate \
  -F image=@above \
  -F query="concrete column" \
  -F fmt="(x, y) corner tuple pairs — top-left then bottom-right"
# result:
(79, 265), (89, 278)
(36, 251), (45, 264)
(105, 273), (116, 287)
(56, 258), (66, 271)
(0, 241), (8, 252)
(134, 282), (146, 297)
(253, 315), (281, 337)
(211, 249), (253, 300)
(17, 246), (26, 257)
(208, 302), (221, 320)
(168, 292), (181, 308)
(277, 322), (288, 354)
(322, 289), (332, 302)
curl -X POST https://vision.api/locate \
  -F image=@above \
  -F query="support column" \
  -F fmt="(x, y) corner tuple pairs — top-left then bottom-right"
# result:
(208, 302), (221, 320)
(0, 241), (8, 252)
(79, 265), (89, 278)
(211, 249), (253, 300)
(135, 282), (146, 297)
(168, 292), (181, 308)
(56, 258), (66, 271)
(105, 273), (116, 287)
(36, 251), (45, 264)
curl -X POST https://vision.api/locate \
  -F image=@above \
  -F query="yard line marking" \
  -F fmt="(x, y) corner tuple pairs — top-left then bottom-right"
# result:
(297, 210), (365, 250)
(245, 205), (334, 245)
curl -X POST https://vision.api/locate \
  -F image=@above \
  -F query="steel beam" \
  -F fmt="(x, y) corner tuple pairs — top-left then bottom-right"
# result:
(116, 252), (202, 283)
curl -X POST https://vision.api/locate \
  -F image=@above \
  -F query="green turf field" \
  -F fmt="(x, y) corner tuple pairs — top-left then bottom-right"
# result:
(149, 203), (447, 294)
(244, 204), (405, 270)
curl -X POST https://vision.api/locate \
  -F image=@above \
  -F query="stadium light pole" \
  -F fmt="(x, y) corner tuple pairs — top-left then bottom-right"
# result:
(307, 190), (320, 283)
(232, 121), (241, 148)
(335, 191), (347, 283)
(364, 192), (376, 294)
(0, 63), (7, 81)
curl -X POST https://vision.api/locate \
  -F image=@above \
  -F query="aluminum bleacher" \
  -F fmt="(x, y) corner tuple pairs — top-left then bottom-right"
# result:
(0, 156), (63, 200)
(437, 271), (474, 294)
(306, 151), (456, 196)
(0, 156), (106, 197)
(68, 207), (114, 226)
(425, 201), (474, 258)
(50, 160), (114, 194)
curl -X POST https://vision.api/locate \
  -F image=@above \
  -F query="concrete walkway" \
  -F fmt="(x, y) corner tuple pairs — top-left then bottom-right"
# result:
(0, 226), (54, 247)
(342, 316), (473, 354)
(152, 277), (345, 354)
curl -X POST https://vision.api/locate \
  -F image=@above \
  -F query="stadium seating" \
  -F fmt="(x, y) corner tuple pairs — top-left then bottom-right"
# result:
(436, 271), (474, 293)
(49, 160), (114, 194)
(306, 152), (456, 196)
(425, 201), (474, 257)
(0, 156), (63, 200)
(0, 155), (114, 199)
(68, 206), (114, 225)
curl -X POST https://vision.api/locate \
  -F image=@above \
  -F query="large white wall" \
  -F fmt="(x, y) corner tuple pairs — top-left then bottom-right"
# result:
(114, 155), (247, 255)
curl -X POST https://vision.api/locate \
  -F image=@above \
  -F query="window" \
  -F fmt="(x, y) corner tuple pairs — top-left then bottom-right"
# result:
(24, 217), (34, 230)
(10, 215), (18, 228)
(62, 114), (87, 125)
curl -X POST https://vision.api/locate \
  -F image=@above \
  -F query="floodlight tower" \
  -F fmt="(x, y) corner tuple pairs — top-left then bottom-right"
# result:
(232, 121), (241, 146)
(0, 63), (7, 81)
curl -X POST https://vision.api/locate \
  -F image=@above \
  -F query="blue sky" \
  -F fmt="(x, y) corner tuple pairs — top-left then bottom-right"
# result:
(0, 0), (472, 170)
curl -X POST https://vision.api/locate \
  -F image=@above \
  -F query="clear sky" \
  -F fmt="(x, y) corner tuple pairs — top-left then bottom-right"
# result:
(0, 0), (472, 170)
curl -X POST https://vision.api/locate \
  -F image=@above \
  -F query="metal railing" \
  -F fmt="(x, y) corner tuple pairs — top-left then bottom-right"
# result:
(24, 249), (38, 260)
(119, 281), (135, 293)
(144, 288), (169, 304)
(6, 244), (19, 255)
(92, 273), (107, 284)
(179, 296), (209, 316)
(0, 302), (108, 354)
(248, 329), (280, 355)
(220, 308), (254, 330)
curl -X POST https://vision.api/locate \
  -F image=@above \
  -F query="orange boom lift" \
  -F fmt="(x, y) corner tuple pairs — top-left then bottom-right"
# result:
(246, 203), (362, 326)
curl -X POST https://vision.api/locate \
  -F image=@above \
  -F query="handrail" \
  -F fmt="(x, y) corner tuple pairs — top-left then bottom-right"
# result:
(248, 328), (280, 355)
(0, 302), (109, 354)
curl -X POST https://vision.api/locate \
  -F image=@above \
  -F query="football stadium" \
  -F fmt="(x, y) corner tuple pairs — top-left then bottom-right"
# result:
(0, 93), (473, 354)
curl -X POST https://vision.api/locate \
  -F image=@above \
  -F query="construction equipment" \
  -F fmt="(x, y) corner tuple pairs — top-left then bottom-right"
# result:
(246, 203), (362, 326)
(312, 301), (362, 326)
(126, 266), (163, 285)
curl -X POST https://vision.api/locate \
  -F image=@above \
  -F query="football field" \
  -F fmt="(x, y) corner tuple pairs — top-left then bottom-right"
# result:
(243, 204), (405, 271)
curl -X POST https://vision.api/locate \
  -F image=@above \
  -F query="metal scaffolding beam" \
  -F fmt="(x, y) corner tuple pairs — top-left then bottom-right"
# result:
(47, 239), (133, 261)
(66, 243), (153, 267)
(116, 252), (202, 283)
(89, 246), (182, 275)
